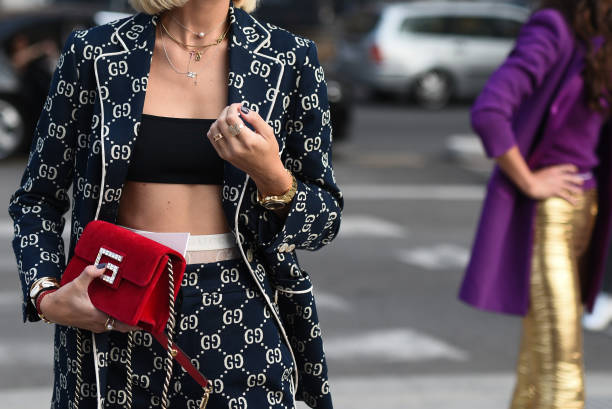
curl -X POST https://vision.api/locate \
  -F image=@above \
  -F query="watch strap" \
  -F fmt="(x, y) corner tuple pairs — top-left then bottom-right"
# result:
(257, 170), (297, 209)
(35, 288), (57, 323)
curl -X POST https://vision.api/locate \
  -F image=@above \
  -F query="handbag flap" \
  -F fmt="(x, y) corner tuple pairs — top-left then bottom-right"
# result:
(74, 220), (183, 287)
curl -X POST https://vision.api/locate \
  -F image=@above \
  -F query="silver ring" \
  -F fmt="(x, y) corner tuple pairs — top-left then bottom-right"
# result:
(228, 122), (244, 137)
(105, 316), (115, 331)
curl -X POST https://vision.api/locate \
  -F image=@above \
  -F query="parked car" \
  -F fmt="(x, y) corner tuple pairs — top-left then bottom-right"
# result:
(338, 1), (530, 108)
(254, 0), (353, 140)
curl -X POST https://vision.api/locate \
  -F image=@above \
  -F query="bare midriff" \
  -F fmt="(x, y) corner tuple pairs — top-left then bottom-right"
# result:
(117, 183), (231, 235)
(116, 12), (232, 236)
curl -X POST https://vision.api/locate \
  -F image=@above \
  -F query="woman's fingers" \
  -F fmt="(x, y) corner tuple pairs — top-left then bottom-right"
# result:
(556, 164), (579, 174)
(75, 264), (107, 288)
(226, 104), (246, 137)
(207, 120), (229, 158)
(239, 105), (271, 139)
(557, 190), (577, 205)
(564, 174), (585, 187)
(561, 182), (582, 195)
(111, 320), (141, 334)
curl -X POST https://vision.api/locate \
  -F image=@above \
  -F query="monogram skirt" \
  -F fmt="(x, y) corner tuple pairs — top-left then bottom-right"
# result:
(52, 258), (295, 409)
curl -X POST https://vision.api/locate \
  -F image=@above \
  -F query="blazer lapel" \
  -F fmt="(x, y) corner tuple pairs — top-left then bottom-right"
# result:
(223, 7), (285, 223)
(94, 14), (157, 221)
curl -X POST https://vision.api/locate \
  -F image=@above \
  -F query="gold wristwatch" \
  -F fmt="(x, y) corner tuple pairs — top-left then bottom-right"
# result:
(257, 170), (298, 211)
(30, 277), (59, 304)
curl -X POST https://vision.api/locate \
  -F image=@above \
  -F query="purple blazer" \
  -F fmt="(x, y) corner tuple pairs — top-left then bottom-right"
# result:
(459, 9), (612, 316)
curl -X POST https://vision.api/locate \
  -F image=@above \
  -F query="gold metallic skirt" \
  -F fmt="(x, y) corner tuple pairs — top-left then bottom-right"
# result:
(510, 189), (598, 409)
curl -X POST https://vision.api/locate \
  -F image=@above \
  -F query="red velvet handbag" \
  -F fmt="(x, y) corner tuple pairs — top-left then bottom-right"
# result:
(61, 220), (212, 409)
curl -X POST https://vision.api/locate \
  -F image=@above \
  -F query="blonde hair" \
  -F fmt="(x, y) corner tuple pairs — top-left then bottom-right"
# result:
(129, 0), (258, 14)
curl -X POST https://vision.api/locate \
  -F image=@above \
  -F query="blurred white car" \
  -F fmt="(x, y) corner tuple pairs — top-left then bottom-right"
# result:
(338, 1), (529, 108)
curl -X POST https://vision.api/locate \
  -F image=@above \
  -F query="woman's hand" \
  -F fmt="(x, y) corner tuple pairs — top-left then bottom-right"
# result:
(496, 146), (584, 205)
(207, 103), (293, 197)
(525, 164), (584, 204)
(39, 265), (140, 333)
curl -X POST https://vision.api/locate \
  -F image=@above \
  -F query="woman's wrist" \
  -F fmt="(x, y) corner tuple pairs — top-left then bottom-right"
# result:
(517, 172), (536, 196)
(252, 162), (293, 197)
(37, 289), (58, 323)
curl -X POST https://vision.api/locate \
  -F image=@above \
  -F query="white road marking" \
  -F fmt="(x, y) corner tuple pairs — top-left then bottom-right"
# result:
(324, 329), (468, 362)
(341, 184), (485, 201)
(447, 133), (485, 156)
(313, 292), (351, 312)
(338, 215), (406, 238)
(397, 244), (470, 270)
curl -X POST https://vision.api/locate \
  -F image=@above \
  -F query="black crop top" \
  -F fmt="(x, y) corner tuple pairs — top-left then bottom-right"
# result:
(126, 114), (224, 185)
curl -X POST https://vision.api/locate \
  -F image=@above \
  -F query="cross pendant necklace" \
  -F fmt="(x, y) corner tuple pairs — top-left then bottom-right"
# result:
(161, 27), (201, 86)
(189, 50), (202, 62)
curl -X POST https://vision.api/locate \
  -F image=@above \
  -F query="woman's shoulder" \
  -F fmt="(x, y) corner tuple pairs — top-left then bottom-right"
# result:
(240, 11), (316, 62)
(524, 8), (573, 43)
(68, 13), (152, 51)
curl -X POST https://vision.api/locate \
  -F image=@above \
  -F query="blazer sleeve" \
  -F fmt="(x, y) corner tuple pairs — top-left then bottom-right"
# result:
(8, 32), (84, 322)
(258, 42), (344, 253)
(471, 9), (572, 158)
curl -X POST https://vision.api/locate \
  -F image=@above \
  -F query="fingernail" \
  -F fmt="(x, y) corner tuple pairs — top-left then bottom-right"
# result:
(96, 263), (108, 269)
(240, 106), (250, 115)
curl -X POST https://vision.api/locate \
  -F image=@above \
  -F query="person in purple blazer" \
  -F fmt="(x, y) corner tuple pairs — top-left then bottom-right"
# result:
(459, 1), (612, 408)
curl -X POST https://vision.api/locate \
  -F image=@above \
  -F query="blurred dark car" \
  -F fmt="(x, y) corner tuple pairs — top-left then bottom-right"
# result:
(0, 7), (126, 159)
(254, 0), (353, 141)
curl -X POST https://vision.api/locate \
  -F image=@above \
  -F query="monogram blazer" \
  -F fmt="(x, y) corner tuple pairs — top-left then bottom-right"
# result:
(9, 6), (342, 409)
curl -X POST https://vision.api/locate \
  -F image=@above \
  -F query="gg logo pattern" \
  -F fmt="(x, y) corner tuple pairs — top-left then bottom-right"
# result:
(9, 5), (342, 409)
(103, 260), (295, 409)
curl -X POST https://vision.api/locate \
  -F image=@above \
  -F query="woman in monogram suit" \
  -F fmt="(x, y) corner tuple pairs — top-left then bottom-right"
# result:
(8, 0), (342, 408)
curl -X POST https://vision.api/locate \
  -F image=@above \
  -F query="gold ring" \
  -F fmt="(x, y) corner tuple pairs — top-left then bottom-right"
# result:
(105, 316), (115, 331)
(213, 133), (224, 142)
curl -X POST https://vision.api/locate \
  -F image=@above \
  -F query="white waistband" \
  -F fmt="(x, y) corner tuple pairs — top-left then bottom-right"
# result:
(120, 225), (236, 252)
(187, 233), (237, 251)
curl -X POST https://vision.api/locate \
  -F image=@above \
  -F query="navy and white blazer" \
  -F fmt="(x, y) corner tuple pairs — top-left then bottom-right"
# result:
(9, 5), (342, 408)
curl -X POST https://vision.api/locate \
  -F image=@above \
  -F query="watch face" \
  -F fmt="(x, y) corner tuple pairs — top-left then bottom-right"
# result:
(264, 201), (287, 211)
(30, 281), (57, 299)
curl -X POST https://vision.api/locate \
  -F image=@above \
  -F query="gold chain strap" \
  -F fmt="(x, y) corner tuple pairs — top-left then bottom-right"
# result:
(160, 259), (177, 409)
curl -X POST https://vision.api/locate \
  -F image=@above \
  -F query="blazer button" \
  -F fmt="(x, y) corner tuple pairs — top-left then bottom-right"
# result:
(246, 248), (254, 263)
(279, 243), (289, 253)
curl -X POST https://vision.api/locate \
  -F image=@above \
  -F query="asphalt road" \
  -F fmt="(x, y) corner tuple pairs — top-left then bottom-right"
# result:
(0, 103), (610, 408)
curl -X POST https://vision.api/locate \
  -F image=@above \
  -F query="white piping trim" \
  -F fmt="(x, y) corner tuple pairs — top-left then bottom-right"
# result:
(90, 16), (134, 409)
(276, 286), (314, 295)
(232, 17), (300, 390)
(92, 333), (103, 409)
(93, 18), (133, 221)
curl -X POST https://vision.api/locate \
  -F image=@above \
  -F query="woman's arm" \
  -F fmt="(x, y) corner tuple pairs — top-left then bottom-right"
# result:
(496, 146), (584, 204)
(471, 9), (586, 203)
(257, 41), (343, 253)
(472, 9), (572, 158)
(207, 41), (343, 253)
(8, 31), (84, 322)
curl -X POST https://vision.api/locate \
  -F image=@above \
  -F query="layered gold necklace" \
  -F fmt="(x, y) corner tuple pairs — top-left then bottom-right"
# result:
(159, 15), (230, 85)
(160, 19), (230, 61)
